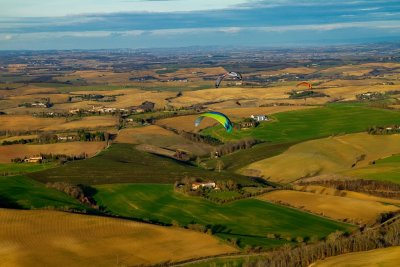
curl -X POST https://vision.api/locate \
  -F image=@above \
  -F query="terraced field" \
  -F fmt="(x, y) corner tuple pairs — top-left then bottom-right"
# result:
(0, 209), (237, 267)
(259, 190), (399, 225)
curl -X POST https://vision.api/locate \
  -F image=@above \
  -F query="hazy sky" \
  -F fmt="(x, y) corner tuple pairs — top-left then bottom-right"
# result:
(0, 0), (399, 50)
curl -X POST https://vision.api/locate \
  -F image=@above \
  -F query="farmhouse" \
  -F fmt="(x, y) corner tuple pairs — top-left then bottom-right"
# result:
(24, 156), (43, 163)
(191, 181), (218, 190)
(57, 135), (75, 141)
(251, 114), (269, 122)
(69, 108), (81, 114)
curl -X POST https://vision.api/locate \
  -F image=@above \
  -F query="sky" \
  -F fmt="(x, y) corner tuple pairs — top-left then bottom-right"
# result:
(0, 0), (399, 50)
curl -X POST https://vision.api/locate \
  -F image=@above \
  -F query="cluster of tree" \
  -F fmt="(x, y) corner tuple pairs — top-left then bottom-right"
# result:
(288, 90), (329, 99)
(367, 125), (400, 135)
(46, 182), (99, 209)
(356, 92), (385, 101)
(68, 94), (116, 102)
(77, 130), (109, 142)
(235, 118), (259, 130)
(18, 97), (53, 108)
(244, 217), (400, 267)
(0, 130), (41, 136)
(2, 138), (35, 145)
(259, 103), (296, 107)
(213, 138), (259, 157)
(11, 153), (88, 164)
(385, 89), (400, 95)
(180, 131), (223, 146)
(298, 179), (400, 199)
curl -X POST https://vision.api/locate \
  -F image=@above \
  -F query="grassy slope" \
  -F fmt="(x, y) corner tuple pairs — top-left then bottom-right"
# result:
(203, 103), (400, 143)
(29, 144), (253, 185)
(0, 162), (56, 176)
(0, 175), (86, 210)
(240, 133), (400, 183)
(343, 154), (400, 184)
(94, 183), (354, 248)
(312, 246), (400, 267)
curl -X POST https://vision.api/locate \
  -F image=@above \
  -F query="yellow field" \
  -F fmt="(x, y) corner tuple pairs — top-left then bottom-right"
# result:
(248, 67), (317, 76)
(0, 142), (106, 163)
(55, 70), (134, 84)
(0, 209), (237, 267)
(0, 115), (65, 131)
(168, 87), (291, 108)
(8, 93), (70, 104)
(43, 116), (118, 131)
(294, 185), (400, 206)
(156, 114), (217, 132)
(68, 89), (174, 110)
(320, 65), (374, 77)
(0, 115), (117, 132)
(116, 126), (213, 156)
(241, 133), (400, 183)
(311, 246), (400, 267)
(116, 125), (175, 144)
(259, 190), (399, 225)
(0, 85), (58, 98)
(318, 84), (399, 101)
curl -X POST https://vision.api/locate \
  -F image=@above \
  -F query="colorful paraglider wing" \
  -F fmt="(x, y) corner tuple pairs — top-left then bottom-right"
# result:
(194, 111), (233, 133)
(296, 82), (312, 89)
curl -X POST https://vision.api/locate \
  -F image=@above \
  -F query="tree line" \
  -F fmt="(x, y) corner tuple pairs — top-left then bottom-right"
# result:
(11, 152), (88, 163)
(243, 217), (400, 267)
(214, 138), (259, 157)
(367, 125), (400, 135)
(2, 130), (110, 146)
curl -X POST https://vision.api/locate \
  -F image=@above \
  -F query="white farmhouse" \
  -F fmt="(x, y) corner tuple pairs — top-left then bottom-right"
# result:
(250, 115), (269, 122)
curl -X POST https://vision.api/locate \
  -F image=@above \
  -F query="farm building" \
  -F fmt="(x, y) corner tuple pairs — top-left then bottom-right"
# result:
(191, 181), (218, 190)
(24, 156), (43, 163)
(251, 115), (269, 122)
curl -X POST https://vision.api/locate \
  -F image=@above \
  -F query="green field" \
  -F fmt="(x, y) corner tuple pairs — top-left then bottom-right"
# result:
(343, 154), (400, 184)
(94, 183), (354, 248)
(203, 103), (400, 143)
(29, 144), (253, 185)
(0, 162), (56, 176)
(207, 190), (242, 201)
(0, 175), (86, 210)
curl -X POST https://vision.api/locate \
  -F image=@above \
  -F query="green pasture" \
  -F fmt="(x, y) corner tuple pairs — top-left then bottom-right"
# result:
(94, 183), (354, 248)
(29, 144), (253, 185)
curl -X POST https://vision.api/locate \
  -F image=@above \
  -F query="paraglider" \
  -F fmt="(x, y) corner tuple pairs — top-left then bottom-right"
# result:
(296, 82), (312, 90)
(215, 72), (242, 88)
(195, 111), (233, 133)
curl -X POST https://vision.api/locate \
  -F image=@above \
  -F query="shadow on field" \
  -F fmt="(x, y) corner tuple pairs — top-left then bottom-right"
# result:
(0, 195), (23, 209)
